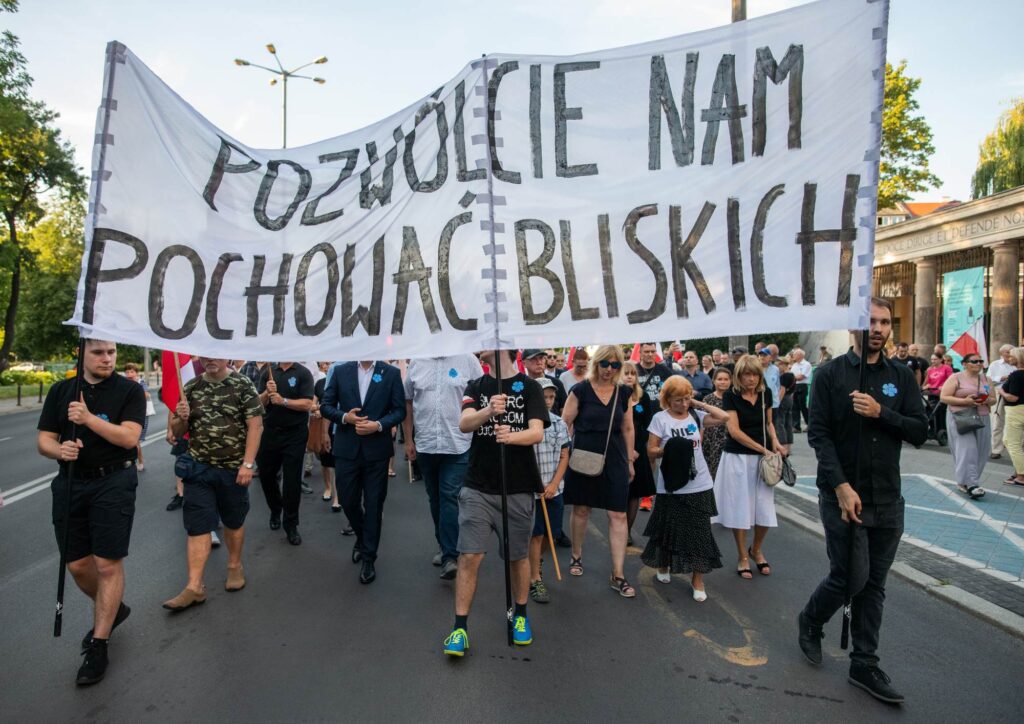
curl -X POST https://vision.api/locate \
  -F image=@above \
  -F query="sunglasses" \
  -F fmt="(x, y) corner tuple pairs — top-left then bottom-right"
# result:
(964, 359), (982, 364)
(598, 360), (623, 369)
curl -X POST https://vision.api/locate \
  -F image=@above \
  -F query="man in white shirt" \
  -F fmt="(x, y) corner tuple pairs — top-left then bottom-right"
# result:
(559, 348), (590, 393)
(988, 344), (1017, 459)
(403, 355), (483, 579)
(791, 348), (812, 432)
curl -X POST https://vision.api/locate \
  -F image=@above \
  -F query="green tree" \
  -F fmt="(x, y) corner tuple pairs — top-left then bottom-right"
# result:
(971, 98), (1024, 199)
(0, 1), (85, 371)
(878, 61), (941, 210)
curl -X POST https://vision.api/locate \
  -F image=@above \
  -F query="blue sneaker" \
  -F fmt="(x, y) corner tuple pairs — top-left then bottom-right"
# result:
(443, 628), (469, 657)
(512, 615), (533, 646)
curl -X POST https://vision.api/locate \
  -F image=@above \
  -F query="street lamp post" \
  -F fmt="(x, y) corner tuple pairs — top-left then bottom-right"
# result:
(234, 44), (327, 148)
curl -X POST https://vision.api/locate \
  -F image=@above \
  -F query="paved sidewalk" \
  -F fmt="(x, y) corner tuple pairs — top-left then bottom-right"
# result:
(782, 433), (1024, 622)
(0, 396), (45, 416)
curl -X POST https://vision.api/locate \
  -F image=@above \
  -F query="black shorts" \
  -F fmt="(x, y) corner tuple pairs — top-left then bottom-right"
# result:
(318, 451), (335, 468)
(176, 453), (250, 535)
(51, 466), (138, 562)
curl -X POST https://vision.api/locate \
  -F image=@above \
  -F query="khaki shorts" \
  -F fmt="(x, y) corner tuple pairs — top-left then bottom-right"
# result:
(457, 487), (534, 561)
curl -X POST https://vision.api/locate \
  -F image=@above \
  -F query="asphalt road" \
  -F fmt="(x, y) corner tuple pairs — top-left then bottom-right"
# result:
(1, 407), (1022, 723)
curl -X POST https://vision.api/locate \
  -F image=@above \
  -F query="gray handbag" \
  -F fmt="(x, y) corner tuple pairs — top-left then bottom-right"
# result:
(568, 385), (619, 477)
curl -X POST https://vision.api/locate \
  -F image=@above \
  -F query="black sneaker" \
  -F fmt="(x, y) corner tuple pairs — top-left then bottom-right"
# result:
(76, 638), (108, 686)
(166, 494), (183, 511)
(797, 612), (823, 665)
(286, 528), (302, 546)
(849, 664), (904, 704)
(81, 602), (131, 651)
(555, 534), (572, 549)
(269, 513), (281, 531)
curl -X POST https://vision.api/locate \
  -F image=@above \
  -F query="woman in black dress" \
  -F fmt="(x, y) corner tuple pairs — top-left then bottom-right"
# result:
(562, 345), (637, 597)
(700, 367), (732, 479)
(622, 361), (655, 547)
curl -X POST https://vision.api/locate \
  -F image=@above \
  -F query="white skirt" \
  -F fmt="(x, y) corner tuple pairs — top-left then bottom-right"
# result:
(711, 452), (778, 529)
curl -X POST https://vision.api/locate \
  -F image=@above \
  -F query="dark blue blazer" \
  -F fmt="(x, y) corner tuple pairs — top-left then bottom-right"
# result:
(320, 361), (406, 461)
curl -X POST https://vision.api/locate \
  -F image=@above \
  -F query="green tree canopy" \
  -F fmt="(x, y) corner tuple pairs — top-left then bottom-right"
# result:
(878, 60), (941, 210)
(971, 98), (1024, 199)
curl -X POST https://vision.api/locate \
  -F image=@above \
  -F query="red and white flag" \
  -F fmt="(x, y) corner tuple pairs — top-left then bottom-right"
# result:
(951, 317), (989, 366)
(160, 351), (197, 410)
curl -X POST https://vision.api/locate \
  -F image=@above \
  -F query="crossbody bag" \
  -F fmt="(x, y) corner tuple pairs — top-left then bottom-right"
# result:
(758, 388), (785, 486)
(568, 385), (620, 477)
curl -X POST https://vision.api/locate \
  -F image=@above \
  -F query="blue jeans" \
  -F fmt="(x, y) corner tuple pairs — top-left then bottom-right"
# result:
(417, 451), (469, 564)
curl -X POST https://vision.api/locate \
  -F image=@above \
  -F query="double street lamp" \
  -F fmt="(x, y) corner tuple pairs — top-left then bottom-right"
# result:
(234, 44), (327, 148)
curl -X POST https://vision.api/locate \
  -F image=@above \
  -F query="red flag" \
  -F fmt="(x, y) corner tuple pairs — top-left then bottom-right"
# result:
(160, 351), (196, 410)
(629, 343), (641, 362)
(567, 347), (576, 366)
(515, 349), (525, 373)
(951, 317), (989, 365)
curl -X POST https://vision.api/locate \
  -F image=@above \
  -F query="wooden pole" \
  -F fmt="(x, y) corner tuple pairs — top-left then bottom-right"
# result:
(539, 497), (562, 581)
(732, 0), (746, 23)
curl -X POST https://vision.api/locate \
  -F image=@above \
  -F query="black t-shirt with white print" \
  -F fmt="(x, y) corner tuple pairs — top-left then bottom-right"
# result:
(636, 362), (676, 405)
(462, 372), (550, 495)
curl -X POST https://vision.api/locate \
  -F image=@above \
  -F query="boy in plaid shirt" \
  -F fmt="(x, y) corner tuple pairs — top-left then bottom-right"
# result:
(529, 377), (570, 603)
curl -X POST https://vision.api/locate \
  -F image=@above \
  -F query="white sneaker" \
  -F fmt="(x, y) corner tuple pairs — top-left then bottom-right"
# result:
(211, 531), (221, 548)
(656, 571), (671, 584)
(432, 551), (443, 567)
(692, 587), (707, 602)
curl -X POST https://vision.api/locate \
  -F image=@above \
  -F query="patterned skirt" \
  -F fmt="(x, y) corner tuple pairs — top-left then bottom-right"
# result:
(641, 489), (722, 574)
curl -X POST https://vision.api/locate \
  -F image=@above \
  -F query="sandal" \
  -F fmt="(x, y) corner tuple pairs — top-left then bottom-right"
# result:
(1003, 477), (1024, 487)
(569, 556), (583, 577)
(610, 575), (636, 598)
(748, 547), (772, 576)
(736, 558), (753, 579)
(958, 484), (986, 499)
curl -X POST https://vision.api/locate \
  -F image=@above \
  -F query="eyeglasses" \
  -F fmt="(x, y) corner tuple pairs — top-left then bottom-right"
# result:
(598, 360), (622, 370)
(964, 359), (983, 364)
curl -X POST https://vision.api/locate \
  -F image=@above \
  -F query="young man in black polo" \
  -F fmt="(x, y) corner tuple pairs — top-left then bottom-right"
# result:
(37, 339), (146, 686)
(256, 362), (316, 545)
(799, 298), (928, 705)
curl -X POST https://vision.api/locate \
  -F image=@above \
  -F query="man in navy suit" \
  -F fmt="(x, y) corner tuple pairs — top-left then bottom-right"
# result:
(320, 360), (405, 584)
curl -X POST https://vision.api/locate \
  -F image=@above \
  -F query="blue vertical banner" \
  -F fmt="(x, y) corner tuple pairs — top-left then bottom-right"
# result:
(942, 266), (985, 368)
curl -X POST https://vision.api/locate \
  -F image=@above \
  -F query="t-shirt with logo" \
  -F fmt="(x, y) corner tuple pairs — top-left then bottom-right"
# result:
(258, 363), (314, 430)
(647, 410), (714, 495)
(38, 373), (146, 471)
(636, 362), (676, 404)
(462, 373), (550, 495)
(184, 372), (264, 468)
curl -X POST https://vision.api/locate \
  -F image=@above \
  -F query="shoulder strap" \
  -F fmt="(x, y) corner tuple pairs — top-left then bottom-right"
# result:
(762, 388), (769, 450)
(600, 385), (619, 457)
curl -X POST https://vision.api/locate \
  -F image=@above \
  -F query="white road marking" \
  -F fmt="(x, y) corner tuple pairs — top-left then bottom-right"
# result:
(0, 436), (12, 442)
(0, 428), (167, 508)
(917, 474), (1024, 553)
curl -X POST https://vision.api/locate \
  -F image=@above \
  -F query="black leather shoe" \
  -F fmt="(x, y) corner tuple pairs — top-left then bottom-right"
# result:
(797, 612), (823, 665)
(269, 514), (281, 531)
(286, 528), (302, 546)
(555, 534), (572, 549)
(359, 559), (376, 584)
(849, 664), (904, 704)
(352, 544), (362, 564)
(76, 639), (108, 686)
(82, 602), (131, 651)
(340, 526), (355, 536)
(166, 494), (183, 511)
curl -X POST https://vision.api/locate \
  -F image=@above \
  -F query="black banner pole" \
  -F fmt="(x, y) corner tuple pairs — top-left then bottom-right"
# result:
(841, 328), (871, 649)
(54, 338), (86, 637)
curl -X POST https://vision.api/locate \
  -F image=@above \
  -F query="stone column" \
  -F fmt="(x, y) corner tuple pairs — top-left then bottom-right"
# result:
(913, 257), (938, 351)
(989, 240), (1021, 356)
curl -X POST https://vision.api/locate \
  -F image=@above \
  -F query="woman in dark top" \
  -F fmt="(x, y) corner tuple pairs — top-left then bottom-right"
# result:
(712, 355), (784, 579)
(701, 367), (732, 479)
(775, 356), (797, 452)
(312, 366), (342, 513)
(622, 361), (655, 547)
(999, 347), (1024, 485)
(562, 345), (637, 597)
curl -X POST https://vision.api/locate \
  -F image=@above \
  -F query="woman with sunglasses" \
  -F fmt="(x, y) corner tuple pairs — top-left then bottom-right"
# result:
(561, 345), (637, 597)
(939, 354), (994, 498)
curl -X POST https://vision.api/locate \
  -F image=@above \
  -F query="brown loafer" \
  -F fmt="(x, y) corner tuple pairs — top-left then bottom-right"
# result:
(162, 586), (206, 611)
(225, 566), (245, 592)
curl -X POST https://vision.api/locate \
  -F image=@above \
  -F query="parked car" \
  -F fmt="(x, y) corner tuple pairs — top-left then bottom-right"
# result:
(9, 362), (38, 372)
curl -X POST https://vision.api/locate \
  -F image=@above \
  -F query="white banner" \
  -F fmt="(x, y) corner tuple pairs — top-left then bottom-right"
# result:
(72, 0), (888, 360)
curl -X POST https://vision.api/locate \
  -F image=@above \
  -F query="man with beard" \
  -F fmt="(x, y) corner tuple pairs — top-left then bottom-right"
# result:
(635, 343), (676, 404)
(799, 298), (927, 705)
(891, 342), (925, 387)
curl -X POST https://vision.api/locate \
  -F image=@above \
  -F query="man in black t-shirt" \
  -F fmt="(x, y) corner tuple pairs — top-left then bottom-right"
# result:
(442, 350), (548, 657)
(891, 342), (925, 387)
(256, 362), (315, 545)
(636, 342), (676, 404)
(36, 339), (145, 686)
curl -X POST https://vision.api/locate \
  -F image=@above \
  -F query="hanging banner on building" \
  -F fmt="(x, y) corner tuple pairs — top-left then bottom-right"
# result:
(942, 266), (986, 367)
(71, 0), (889, 360)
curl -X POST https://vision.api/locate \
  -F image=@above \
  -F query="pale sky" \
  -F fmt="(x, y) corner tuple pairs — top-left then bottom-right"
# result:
(6, 0), (1022, 201)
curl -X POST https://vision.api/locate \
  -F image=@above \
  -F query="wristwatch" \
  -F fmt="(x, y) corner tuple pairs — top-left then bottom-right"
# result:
(243, 462), (255, 470)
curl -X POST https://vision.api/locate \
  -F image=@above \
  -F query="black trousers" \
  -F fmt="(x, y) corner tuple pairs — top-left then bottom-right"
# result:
(802, 496), (904, 667)
(257, 426), (307, 530)
(336, 450), (389, 562)
(794, 384), (810, 429)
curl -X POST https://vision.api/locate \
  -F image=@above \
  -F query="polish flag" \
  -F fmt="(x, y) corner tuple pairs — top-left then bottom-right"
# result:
(951, 318), (989, 366)
(515, 350), (525, 373)
(629, 343), (641, 362)
(160, 351), (197, 411)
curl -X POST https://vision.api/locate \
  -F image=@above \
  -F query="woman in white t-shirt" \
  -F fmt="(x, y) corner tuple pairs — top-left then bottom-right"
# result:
(643, 376), (729, 602)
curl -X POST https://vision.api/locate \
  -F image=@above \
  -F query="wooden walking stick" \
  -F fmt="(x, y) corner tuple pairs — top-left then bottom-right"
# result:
(539, 496), (562, 581)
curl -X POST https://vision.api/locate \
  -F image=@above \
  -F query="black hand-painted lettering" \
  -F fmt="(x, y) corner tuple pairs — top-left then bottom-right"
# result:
(206, 253), (243, 340)
(488, 61), (522, 184)
(554, 62), (600, 178)
(530, 64), (543, 179)
(202, 136), (260, 211)
(701, 54), (747, 165)
(750, 184), (787, 307)
(149, 245), (205, 340)
(392, 226), (442, 334)
(244, 254), (293, 336)
(559, 220), (599, 320)
(454, 80), (486, 183)
(669, 203), (716, 318)
(254, 160), (312, 231)
(294, 243), (339, 336)
(515, 219), (564, 325)
(437, 212), (478, 331)
(623, 204), (666, 324)
(797, 174), (859, 305)
(752, 45), (803, 157)
(82, 228), (149, 325)
(648, 53), (698, 170)
(301, 149), (359, 226)
(402, 88), (450, 193)
(341, 237), (384, 337)
(359, 140), (398, 210)
(597, 214), (619, 318)
(726, 198), (746, 310)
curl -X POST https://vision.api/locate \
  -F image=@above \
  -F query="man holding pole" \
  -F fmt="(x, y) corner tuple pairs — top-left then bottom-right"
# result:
(799, 298), (927, 704)
(443, 349), (548, 657)
(37, 339), (145, 685)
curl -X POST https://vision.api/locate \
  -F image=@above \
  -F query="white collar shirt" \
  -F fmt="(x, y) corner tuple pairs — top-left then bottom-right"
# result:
(357, 362), (376, 404)
(792, 359), (812, 382)
(988, 359), (1016, 386)
(404, 355), (483, 455)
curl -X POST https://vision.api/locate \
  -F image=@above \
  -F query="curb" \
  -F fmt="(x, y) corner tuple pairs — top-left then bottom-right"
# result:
(0, 403), (44, 417)
(775, 499), (1024, 641)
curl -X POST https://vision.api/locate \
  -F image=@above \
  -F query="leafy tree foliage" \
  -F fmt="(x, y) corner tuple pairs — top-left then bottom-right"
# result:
(971, 98), (1024, 199)
(878, 61), (941, 210)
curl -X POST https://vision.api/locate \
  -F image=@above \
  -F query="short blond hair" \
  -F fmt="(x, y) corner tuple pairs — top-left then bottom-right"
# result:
(732, 354), (765, 393)
(659, 375), (693, 409)
(588, 344), (625, 385)
(621, 360), (643, 404)
(1010, 347), (1024, 368)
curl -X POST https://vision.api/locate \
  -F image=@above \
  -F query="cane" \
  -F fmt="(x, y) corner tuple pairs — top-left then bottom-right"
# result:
(54, 338), (86, 637)
(539, 496), (563, 581)
(840, 328), (871, 650)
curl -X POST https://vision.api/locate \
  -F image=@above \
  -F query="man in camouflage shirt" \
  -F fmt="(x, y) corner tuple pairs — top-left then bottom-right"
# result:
(163, 358), (263, 611)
